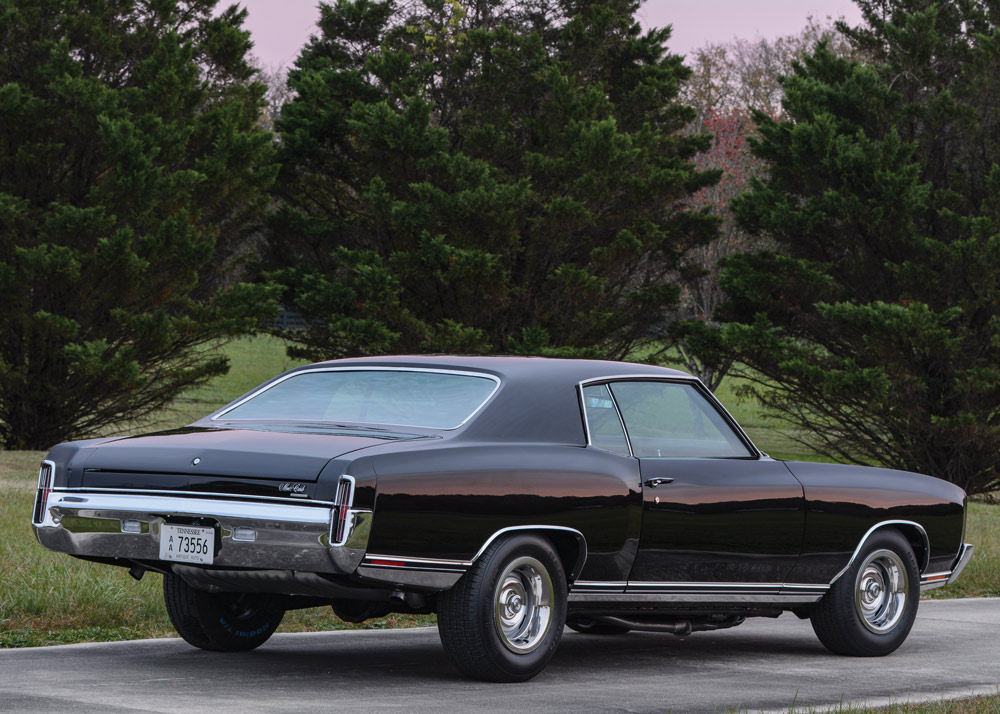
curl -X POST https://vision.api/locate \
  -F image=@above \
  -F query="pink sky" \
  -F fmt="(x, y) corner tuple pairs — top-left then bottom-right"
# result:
(237, 0), (864, 69)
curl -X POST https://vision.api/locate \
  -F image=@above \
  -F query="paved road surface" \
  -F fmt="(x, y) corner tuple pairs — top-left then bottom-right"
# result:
(1, 598), (998, 713)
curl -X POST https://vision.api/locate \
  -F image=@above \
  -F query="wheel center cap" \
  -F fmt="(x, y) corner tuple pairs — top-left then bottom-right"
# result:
(867, 582), (882, 598)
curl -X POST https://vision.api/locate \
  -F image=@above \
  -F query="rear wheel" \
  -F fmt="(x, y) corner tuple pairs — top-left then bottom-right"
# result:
(163, 573), (285, 652)
(810, 529), (919, 656)
(437, 534), (567, 682)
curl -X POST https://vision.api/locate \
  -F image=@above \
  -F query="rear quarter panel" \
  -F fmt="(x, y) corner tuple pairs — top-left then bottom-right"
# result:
(356, 443), (642, 582)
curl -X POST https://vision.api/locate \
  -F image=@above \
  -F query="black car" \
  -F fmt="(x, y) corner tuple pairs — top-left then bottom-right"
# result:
(32, 356), (973, 681)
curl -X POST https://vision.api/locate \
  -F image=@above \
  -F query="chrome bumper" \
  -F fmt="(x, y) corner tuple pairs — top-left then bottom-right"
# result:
(33, 490), (371, 575)
(919, 542), (974, 591)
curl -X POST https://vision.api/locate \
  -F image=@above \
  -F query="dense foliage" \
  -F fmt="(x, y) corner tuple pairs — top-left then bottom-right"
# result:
(0, 0), (279, 449)
(267, 0), (718, 361)
(719, 0), (1000, 494)
(671, 20), (857, 390)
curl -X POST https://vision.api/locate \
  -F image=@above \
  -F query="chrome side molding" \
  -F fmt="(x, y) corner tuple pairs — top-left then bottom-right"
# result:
(828, 520), (931, 586)
(921, 542), (974, 591)
(947, 543), (974, 585)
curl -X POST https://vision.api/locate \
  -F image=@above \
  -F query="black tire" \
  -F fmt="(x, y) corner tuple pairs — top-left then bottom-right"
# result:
(566, 617), (631, 635)
(163, 573), (285, 652)
(810, 529), (920, 656)
(437, 534), (567, 682)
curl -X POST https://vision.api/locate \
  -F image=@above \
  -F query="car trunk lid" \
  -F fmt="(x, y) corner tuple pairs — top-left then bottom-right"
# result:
(79, 426), (402, 483)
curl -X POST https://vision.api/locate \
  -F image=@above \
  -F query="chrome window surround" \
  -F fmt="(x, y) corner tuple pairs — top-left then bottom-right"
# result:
(577, 375), (761, 459)
(210, 366), (502, 431)
(580, 384), (633, 456)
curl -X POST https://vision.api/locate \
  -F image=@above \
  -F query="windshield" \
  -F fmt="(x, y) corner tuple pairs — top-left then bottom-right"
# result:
(214, 369), (499, 430)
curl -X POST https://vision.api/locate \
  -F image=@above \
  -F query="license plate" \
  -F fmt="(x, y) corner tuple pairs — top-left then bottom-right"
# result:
(159, 524), (214, 565)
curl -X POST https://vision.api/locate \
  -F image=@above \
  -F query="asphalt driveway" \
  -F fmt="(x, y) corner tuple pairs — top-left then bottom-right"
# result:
(1, 598), (997, 713)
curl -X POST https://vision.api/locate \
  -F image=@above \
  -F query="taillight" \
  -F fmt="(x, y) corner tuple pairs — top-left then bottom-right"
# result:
(32, 460), (55, 525)
(330, 475), (356, 546)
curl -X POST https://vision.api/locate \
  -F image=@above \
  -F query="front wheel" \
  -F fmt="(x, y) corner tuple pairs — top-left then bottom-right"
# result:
(163, 573), (285, 652)
(437, 534), (567, 682)
(810, 529), (919, 656)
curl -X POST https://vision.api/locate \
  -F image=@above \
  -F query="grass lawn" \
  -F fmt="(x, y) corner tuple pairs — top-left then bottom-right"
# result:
(1, 337), (996, 660)
(117, 335), (311, 434)
(775, 696), (1000, 713)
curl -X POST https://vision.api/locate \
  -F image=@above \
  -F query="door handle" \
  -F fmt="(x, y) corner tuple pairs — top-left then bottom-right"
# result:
(643, 478), (674, 487)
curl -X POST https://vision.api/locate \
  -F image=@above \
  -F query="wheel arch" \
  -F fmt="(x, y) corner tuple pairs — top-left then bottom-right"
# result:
(472, 525), (588, 583)
(828, 520), (930, 587)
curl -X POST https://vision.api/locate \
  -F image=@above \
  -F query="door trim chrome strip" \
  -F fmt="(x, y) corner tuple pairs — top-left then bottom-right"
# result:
(569, 580), (828, 597)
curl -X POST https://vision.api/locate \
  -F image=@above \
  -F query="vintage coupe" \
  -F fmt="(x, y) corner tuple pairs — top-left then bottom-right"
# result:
(33, 356), (972, 681)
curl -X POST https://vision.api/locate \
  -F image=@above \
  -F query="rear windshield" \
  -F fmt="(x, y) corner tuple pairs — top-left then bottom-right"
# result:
(215, 369), (499, 430)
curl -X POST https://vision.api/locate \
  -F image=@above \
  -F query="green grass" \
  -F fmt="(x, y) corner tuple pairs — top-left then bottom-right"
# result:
(0, 336), (996, 649)
(762, 694), (1000, 713)
(711, 375), (832, 462)
(119, 335), (310, 434)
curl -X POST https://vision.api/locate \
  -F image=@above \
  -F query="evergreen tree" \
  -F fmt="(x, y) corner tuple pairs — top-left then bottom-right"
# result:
(0, 0), (279, 449)
(719, 0), (1000, 493)
(267, 0), (718, 361)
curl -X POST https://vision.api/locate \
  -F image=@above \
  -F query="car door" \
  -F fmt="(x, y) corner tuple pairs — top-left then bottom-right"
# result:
(587, 379), (805, 588)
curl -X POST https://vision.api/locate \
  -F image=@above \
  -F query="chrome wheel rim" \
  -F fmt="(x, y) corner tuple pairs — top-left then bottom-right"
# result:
(494, 556), (553, 654)
(855, 548), (908, 634)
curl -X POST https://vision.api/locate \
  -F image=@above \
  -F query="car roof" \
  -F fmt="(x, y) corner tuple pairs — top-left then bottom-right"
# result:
(300, 354), (691, 383)
(274, 356), (695, 445)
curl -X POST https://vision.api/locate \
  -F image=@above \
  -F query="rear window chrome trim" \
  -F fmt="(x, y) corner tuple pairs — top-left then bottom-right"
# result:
(210, 366), (502, 431)
(578, 383), (634, 457)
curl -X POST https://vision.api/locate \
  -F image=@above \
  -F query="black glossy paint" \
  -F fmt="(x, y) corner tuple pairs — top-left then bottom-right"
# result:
(630, 458), (804, 583)
(37, 355), (969, 610)
(782, 461), (967, 583)
(361, 443), (642, 581)
(61, 427), (400, 486)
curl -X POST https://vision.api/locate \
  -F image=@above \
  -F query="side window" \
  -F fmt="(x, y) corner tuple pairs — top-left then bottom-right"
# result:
(581, 384), (631, 457)
(609, 381), (753, 458)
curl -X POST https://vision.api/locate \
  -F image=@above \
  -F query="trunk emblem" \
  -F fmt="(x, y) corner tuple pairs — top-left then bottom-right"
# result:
(279, 483), (308, 495)
(192, 458), (201, 466)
